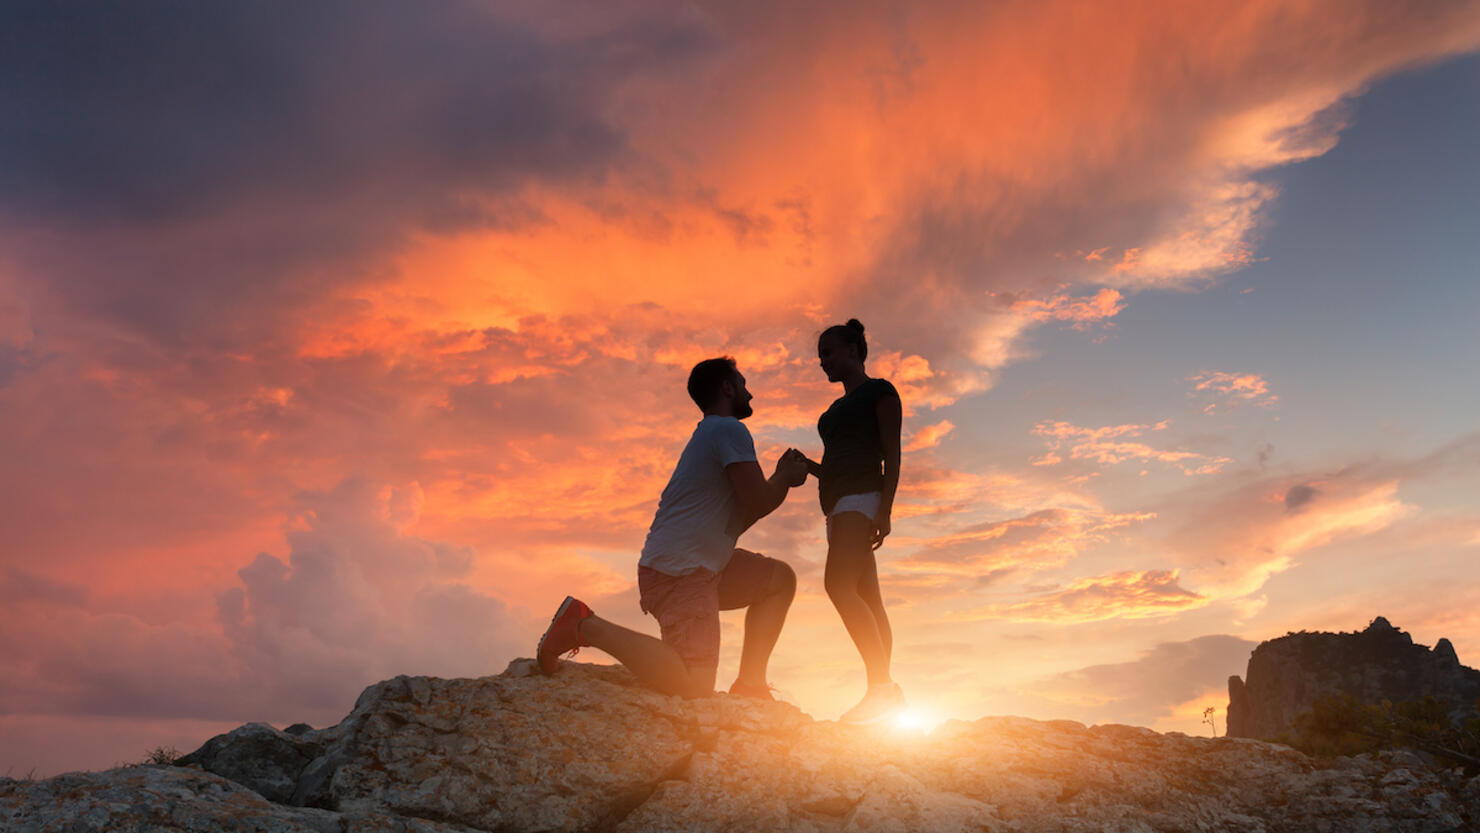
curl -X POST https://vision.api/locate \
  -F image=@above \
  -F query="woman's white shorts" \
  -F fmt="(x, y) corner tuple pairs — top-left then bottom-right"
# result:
(826, 491), (882, 537)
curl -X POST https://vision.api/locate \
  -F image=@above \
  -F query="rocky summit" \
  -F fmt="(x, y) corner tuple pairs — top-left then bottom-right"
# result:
(6, 659), (1480, 833)
(1228, 616), (1480, 740)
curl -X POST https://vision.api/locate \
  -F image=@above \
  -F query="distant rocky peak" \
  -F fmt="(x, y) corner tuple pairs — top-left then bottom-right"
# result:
(1438, 638), (1462, 667)
(1228, 617), (1480, 739)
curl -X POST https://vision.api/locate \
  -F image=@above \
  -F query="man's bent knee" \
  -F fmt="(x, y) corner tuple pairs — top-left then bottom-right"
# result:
(770, 560), (797, 599)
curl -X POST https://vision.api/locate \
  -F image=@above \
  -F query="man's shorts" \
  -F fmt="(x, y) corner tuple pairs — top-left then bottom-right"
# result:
(637, 548), (781, 675)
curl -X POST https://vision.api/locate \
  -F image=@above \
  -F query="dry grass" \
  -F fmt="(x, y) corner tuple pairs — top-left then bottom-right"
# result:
(139, 746), (182, 766)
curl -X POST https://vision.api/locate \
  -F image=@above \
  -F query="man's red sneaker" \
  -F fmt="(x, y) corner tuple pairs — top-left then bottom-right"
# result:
(537, 596), (592, 676)
(728, 679), (776, 701)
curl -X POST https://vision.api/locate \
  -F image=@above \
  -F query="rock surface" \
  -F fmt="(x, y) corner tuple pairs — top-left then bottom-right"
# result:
(1228, 616), (1480, 740)
(0, 765), (479, 833)
(5, 657), (1480, 832)
(174, 721), (326, 804)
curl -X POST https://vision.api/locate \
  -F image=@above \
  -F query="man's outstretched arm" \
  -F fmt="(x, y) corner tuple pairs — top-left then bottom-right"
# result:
(727, 451), (808, 535)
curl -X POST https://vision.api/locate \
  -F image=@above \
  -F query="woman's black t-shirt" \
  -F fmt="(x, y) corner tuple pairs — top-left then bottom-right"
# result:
(817, 377), (899, 514)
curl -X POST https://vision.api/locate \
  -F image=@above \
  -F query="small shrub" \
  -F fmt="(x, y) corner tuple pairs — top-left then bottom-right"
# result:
(1281, 695), (1480, 773)
(140, 745), (181, 766)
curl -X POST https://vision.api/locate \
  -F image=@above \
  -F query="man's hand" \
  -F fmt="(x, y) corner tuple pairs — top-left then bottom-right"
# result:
(776, 448), (809, 487)
(728, 451), (808, 536)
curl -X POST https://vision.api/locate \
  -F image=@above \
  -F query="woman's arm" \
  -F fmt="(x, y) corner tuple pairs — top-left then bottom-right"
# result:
(805, 456), (823, 478)
(874, 391), (902, 549)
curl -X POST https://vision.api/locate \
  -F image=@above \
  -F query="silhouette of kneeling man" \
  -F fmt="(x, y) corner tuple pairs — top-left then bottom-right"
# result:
(536, 357), (809, 700)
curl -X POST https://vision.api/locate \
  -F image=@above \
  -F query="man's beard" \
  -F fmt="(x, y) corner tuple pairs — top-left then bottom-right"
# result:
(733, 396), (753, 420)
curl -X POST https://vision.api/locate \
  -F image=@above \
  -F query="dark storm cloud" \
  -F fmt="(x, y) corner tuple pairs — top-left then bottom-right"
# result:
(0, 344), (44, 390)
(1284, 483), (1319, 511)
(0, 0), (715, 346)
(0, 567), (89, 607)
(0, 0), (711, 224)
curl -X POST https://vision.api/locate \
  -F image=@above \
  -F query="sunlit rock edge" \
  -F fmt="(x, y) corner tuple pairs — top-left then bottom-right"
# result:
(4, 659), (1479, 833)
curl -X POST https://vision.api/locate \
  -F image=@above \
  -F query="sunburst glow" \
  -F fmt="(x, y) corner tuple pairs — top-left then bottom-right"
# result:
(891, 709), (935, 734)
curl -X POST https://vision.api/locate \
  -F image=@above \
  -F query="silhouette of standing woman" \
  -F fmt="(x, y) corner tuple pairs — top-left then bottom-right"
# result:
(802, 319), (906, 723)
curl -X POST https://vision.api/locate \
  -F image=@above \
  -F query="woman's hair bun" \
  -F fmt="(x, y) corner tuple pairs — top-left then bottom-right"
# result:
(821, 318), (869, 362)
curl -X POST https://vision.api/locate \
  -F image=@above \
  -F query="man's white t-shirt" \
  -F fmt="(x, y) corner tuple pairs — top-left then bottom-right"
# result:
(639, 416), (758, 576)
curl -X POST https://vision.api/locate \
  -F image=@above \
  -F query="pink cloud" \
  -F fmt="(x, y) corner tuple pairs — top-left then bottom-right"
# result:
(1188, 369), (1278, 414)
(962, 570), (1207, 624)
(998, 287), (1127, 331)
(903, 419), (956, 452)
(0, 478), (534, 730)
(1163, 472), (1416, 598)
(899, 508), (1155, 577)
(1031, 419), (1232, 475)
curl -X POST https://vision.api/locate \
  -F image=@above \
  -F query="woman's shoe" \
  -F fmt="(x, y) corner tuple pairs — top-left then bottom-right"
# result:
(728, 679), (777, 700)
(840, 682), (905, 724)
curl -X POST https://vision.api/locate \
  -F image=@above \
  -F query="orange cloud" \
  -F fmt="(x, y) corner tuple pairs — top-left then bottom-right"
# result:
(265, 0), (1480, 413)
(1031, 420), (1232, 475)
(1188, 369), (1278, 414)
(899, 508), (1155, 577)
(903, 419), (955, 452)
(1103, 181), (1273, 286)
(0, 478), (535, 730)
(999, 287), (1126, 331)
(963, 570), (1207, 624)
(1166, 474), (1415, 598)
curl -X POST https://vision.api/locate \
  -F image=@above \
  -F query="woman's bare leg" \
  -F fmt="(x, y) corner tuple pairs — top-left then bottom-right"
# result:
(824, 512), (892, 686)
(854, 543), (892, 664)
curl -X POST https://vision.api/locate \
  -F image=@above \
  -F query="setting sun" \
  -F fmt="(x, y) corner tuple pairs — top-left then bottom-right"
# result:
(891, 708), (936, 734)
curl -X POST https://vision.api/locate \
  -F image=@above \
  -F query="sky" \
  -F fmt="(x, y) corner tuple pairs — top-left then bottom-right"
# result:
(2, 0), (1479, 777)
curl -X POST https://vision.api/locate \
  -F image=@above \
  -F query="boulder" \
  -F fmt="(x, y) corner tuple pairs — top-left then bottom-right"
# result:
(174, 721), (326, 804)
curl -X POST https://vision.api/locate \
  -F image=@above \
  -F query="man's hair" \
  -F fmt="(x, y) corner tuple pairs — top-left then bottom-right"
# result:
(687, 357), (738, 409)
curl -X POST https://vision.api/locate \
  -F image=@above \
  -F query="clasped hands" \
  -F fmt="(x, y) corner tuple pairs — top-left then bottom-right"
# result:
(773, 449), (889, 548)
(775, 448), (811, 487)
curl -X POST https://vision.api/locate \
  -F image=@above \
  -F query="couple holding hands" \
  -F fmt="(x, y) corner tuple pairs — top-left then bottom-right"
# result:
(537, 319), (905, 724)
